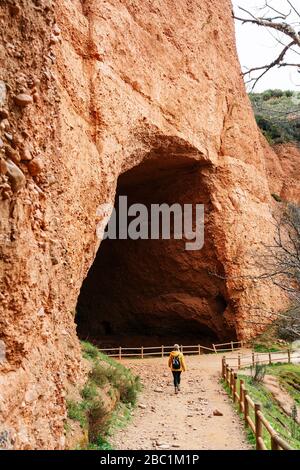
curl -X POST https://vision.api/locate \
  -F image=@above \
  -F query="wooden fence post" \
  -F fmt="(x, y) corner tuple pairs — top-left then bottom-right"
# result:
(161, 345), (164, 358)
(239, 379), (244, 413)
(238, 353), (241, 370)
(230, 368), (234, 396)
(141, 346), (144, 359)
(268, 352), (272, 365)
(226, 365), (229, 385)
(233, 373), (237, 402)
(252, 352), (255, 367)
(119, 346), (122, 360)
(244, 389), (249, 427)
(255, 403), (263, 450)
(198, 344), (201, 355)
(222, 356), (226, 378)
(231, 341), (234, 352)
(271, 436), (280, 450)
(288, 349), (291, 363)
(213, 344), (217, 353)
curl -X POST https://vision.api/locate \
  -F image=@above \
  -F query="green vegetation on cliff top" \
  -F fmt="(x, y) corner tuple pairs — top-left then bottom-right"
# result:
(249, 89), (300, 145)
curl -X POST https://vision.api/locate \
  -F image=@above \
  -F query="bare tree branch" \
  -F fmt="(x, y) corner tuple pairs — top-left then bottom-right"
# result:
(234, 1), (300, 88)
(234, 11), (300, 46)
(243, 40), (296, 88)
(287, 0), (300, 20)
(209, 203), (300, 339)
(259, 0), (291, 19)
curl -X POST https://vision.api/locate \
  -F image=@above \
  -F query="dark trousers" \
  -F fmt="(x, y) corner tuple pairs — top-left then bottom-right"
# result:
(172, 371), (181, 388)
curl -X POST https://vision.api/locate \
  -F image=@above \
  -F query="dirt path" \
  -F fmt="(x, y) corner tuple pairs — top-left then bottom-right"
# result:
(112, 353), (251, 450)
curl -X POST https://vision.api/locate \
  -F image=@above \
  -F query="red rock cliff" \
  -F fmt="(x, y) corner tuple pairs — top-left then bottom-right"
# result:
(0, 0), (289, 449)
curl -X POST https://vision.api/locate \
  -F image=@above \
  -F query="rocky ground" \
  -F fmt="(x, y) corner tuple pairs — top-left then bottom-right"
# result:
(112, 353), (251, 450)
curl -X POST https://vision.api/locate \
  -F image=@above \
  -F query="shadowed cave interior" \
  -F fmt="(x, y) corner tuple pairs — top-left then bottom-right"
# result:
(76, 154), (236, 348)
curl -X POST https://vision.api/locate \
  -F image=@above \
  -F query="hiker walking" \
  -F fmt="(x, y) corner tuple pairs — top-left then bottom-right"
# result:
(168, 344), (186, 394)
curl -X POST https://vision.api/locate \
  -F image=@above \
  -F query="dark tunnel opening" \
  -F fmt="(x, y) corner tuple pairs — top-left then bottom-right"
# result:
(76, 154), (237, 348)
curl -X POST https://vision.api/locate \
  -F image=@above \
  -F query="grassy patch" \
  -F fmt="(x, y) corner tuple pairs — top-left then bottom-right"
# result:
(85, 435), (112, 450)
(67, 399), (87, 428)
(253, 343), (281, 353)
(222, 363), (300, 449)
(250, 312), (296, 351)
(66, 341), (142, 450)
(267, 363), (300, 406)
(238, 372), (300, 449)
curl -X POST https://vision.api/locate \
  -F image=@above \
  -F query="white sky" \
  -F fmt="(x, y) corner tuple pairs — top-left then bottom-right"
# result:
(232, 0), (300, 91)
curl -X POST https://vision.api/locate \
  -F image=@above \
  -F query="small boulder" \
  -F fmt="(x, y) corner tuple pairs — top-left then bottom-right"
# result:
(213, 409), (223, 416)
(14, 93), (33, 107)
(50, 34), (60, 45)
(0, 158), (8, 175)
(4, 145), (20, 164)
(20, 146), (33, 161)
(156, 441), (169, 447)
(4, 132), (13, 142)
(0, 108), (9, 120)
(6, 159), (26, 192)
(53, 24), (61, 36)
(32, 92), (39, 103)
(9, 4), (21, 16)
(0, 81), (7, 107)
(28, 157), (43, 176)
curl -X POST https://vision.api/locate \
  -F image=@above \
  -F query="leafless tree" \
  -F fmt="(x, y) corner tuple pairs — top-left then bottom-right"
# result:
(234, 1), (300, 89)
(209, 203), (300, 339)
(255, 203), (300, 338)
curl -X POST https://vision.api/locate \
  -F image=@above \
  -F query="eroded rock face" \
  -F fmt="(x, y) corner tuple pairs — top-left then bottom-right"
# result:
(263, 140), (300, 205)
(0, 0), (290, 449)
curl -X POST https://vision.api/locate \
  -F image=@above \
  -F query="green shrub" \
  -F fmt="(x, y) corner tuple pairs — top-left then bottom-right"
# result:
(81, 381), (98, 402)
(66, 399), (87, 428)
(285, 90), (294, 97)
(88, 399), (110, 443)
(262, 89), (284, 100)
(86, 435), (112, 450)
(89, 363), (109, 387)
(119, 375), (141, 405)
(249, 90), (300, 144)
(251, 363), (267, 383)
(81, 341), (99, 360)
(253, 343), (281, 353)
(66, 341), (141, 449)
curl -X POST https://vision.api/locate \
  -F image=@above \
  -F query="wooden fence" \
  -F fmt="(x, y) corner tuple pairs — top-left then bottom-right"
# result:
(221, 357), (293, 450)
(99, 341), (243, 359)
(223, 349), (300, 370)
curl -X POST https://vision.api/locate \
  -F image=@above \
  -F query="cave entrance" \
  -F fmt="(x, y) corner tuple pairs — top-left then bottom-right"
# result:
(76, 153), (236, 348)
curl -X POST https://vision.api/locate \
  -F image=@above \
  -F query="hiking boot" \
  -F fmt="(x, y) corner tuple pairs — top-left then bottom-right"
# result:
(177, 385), (181, 392)
(175, 386), (178, 394)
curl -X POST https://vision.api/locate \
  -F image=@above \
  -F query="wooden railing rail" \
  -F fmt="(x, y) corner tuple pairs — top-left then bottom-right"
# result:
(99, 341), (243, 358)
(224, 349), (300, 370)
(221, 357), (293, 450)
